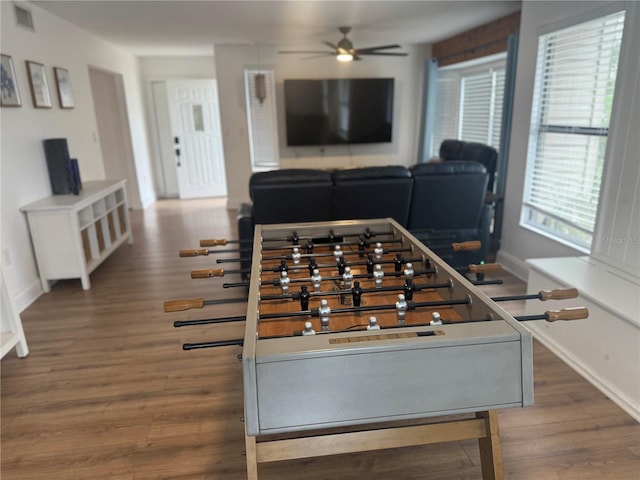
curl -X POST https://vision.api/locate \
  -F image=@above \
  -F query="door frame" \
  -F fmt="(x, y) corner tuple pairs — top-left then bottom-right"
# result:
(149, 77), (226, 199)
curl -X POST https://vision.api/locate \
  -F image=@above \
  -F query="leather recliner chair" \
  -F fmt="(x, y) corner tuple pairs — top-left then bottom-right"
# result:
(408, 161), (491, 268)
(332, 166), (413, 227)
(439, 139), (498, 193)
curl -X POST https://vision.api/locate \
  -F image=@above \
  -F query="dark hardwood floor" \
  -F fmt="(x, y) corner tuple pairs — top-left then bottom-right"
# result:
(2, 199), (638, 479)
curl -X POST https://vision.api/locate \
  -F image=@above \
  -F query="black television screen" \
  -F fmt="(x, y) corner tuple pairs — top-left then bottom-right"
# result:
(284, 78), (394, 146)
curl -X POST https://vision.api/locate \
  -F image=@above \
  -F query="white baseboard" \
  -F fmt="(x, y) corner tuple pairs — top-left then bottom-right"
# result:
(16, 279), (43, 313)
(528, 326), (640, 423)
(496, 250), (530, 281)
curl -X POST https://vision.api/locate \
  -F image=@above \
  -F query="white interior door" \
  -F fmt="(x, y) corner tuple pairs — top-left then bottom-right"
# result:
(166, 80), (227, 199)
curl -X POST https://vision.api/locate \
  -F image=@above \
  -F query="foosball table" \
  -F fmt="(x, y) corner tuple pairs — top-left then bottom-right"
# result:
(165, 218), (587, 479)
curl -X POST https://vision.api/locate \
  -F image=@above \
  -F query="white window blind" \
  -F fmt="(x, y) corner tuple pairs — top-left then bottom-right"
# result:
(521, 10), (626, 250)
(431, 55), (506, 157)
(244, 69), (279, 171)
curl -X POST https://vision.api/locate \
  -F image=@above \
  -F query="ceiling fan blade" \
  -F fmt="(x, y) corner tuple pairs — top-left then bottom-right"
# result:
(357, 52), (409, 56)
(279, 50), (335, 55)
(300, 53), (337, 61)
(355, 44), (403, 53)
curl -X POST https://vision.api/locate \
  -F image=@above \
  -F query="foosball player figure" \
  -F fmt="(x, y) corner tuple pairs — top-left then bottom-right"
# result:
(394, 253), (404, 272)
(299, 285), (310, 311)
(374, 242), (384, 260)
(319, 299), (331, 331)
(343, 266), (354, 289)
(305, 239), (314, 254)
(311, 268), (322, 292)
(366, 254), (375, 274)
(404, 262), (415, 280)
(374, 264), (385, 288)
(396, 294), (408, 325)
(302, 321), (315, 336)
(358, 235), (367, 257)
(336, 255), (347, 275)
(279, 259), (288, 274)
(292, 247), (301, 267)
(352, 280), (363, 307)
(280, 271), (290, 294)
(308, 257), (318, 276)
(334, 245), (343, 261)
(404, 278), (416, 301)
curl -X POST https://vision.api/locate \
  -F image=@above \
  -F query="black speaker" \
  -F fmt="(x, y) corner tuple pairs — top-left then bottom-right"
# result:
(43, 138), (74, 195)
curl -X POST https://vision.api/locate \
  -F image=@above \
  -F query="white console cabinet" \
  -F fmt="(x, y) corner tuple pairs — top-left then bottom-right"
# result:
(21, 180), (133, 291)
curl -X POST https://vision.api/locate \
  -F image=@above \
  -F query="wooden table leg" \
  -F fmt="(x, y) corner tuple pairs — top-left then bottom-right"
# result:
(477, 410), (503, 480)
(244, 423), (258, 480)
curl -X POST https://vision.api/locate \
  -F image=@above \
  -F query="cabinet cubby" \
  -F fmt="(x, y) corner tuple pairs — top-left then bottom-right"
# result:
(21, 180), (132, 291)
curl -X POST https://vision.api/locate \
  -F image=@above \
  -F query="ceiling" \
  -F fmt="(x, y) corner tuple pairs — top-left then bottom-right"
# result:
(31, 1), (522, 57)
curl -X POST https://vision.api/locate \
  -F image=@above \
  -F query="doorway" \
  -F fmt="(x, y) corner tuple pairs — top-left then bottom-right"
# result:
(152, 79), (227, 199)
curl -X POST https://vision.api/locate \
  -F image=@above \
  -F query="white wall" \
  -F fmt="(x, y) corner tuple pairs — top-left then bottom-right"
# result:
(0, 2), (155, 310)
(498, 0), (640, 279)
(214, 44), (431, 208)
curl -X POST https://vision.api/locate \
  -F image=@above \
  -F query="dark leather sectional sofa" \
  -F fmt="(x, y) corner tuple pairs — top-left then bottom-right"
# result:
(237, 157), (492, 277)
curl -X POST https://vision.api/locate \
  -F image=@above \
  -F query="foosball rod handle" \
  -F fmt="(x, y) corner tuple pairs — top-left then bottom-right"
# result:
(467, 263), (502, 273)
(540, 288), (579, 301)
(179, 248), (210, 257)
(191, 268), (225, 278)
(516, 307), (589, 322)
(451, 240), (481, 251)
(492, 288), (579, 303)
(164, 298), (205, 312)
(546, 307), (589, 321)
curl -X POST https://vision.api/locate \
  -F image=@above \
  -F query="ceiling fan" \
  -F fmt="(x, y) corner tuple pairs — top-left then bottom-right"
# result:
(279, 26), (408, 62)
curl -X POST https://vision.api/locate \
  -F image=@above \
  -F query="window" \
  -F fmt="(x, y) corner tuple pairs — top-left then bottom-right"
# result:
(521, 10), (626, 250)
(244, 69), (279, 171)
(431, 54), (506, 156)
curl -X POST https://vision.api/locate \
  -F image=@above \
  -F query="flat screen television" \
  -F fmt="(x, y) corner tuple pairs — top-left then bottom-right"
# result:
(284, 78), (394, 146)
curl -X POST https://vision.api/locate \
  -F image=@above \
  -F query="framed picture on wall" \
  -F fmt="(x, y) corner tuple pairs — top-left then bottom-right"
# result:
(53, 67), (74, 109)
(25, 60), (52, 108)
(1, 54), (22, 107)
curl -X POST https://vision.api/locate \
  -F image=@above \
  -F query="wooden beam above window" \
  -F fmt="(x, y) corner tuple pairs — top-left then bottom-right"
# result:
(433, 11), (521, 67)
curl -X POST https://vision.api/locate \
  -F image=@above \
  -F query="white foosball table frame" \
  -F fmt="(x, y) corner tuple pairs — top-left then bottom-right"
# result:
(242, 219), (533, 479)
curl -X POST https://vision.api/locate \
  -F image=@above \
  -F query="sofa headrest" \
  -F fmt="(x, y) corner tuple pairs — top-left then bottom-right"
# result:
(411, 160), (487, 176)
(439, 139), (464, 160)
(439, 139), (497, 166)
(333, 165), (411, 182)
(250, 169), (333, 187)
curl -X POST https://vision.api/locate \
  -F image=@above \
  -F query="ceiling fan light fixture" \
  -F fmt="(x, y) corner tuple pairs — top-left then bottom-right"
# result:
(336, 53), (353, 62)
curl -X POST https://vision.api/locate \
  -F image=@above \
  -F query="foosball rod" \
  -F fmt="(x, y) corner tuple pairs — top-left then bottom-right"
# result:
(199, 228), (396, 247)
(165, 285), (574, 316)
(215, 246), (416, 264)
(212, 240), (482, 263)
(180, 307), (589, 350)
(217, 262), (503, 288)
(180, 247), (252, 257)
(261, 286), (578, 303)
(165, 278), (508, 314)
